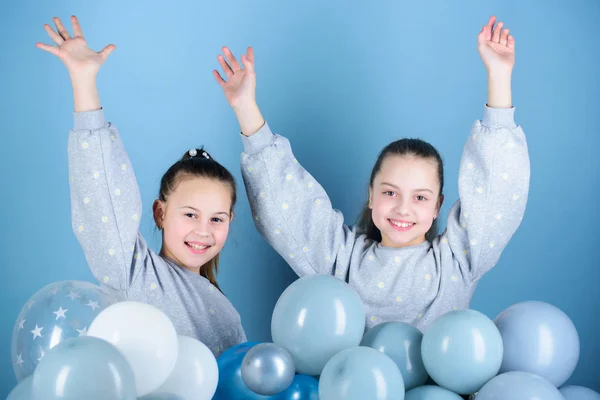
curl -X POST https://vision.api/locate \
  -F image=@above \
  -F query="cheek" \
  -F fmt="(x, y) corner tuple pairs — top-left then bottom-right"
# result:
(213, 224), (231, 245)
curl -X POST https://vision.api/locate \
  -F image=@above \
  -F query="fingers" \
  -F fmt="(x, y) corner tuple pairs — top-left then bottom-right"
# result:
(484, 16), (496, 41)
(222, 47), (242, 71)
(35, 42), (59, 56)
(246, 47), (254, 65)
(500, 28), (509, 46)
(217, 54), (234, 78)
(53, 17), (71, 41)
(99, 44), (116, 60)
(44, 23), (64, 46)
(507, 35), (515, 50)
(213, 70), (226, 86)
(71, 15), (84, 38)
(241, 54), (254, 73)
(492, 21), (503, 43)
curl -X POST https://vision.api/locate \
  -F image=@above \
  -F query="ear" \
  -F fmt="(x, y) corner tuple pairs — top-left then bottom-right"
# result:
(368, 187), (373, 209)
(153, 199), (165, 229)
(434, 194), (445, 219)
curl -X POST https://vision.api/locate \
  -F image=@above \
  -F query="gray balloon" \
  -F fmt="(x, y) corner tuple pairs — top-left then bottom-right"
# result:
(560, 385), (600, 400)
(494, 301), (580, 387)
(241, 343), (296, 396)
(271, 275), (366, 376)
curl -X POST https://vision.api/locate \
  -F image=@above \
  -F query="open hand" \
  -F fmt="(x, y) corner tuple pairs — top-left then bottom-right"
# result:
(478, 16), (515, 74)
(213, 47), (256, 109)
(36, 16), (115, 79)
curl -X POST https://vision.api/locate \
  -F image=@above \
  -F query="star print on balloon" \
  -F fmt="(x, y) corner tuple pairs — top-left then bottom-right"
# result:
(10, 280), (120, 382)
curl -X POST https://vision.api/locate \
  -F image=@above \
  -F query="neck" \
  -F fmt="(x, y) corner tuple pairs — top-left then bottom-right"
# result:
(159, 248), (201, 274)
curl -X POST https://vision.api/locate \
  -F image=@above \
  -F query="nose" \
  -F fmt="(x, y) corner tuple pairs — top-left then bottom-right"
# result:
(192, 219), (211, 237)
(394, 197), (411, 216)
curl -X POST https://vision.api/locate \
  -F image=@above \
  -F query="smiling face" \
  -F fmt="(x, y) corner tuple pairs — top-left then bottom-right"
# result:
(153, 175), (233, 273)
(369, 154), (443, 248)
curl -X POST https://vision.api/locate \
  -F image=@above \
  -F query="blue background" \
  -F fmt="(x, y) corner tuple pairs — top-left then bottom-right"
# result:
(2, 0), (599, 395)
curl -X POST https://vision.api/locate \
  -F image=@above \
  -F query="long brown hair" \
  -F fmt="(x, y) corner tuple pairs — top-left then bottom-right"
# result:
(158, 148), (236, 292)
(358, 138), (444, 243)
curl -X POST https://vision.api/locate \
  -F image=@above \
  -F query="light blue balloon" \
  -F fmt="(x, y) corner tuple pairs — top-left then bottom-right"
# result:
(319, 346), (405, 400)
(242, 343), (296, 396)
(560, 385), (600, 400)
(7, 376), (33, 400)
(421, 309), (503, 395)
(138, 394), (185, 400)
(271, 275), (365, 376)
(405, 385), (463, 400)
(476, 371), (564, 400)
(494, 301), (580, 387)
(11, 280), (119, 381)
(361, 321), (428, 390)
(31, 336), (137, 400)
(273, 374), (319, 400)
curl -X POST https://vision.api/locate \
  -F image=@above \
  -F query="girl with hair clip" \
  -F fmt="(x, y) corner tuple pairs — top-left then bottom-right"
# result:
(36, 15), (246, 356)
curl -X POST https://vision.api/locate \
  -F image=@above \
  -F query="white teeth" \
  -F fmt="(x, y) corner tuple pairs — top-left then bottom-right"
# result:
(188, 243), (208, 250)
(390, 220), (414, 228)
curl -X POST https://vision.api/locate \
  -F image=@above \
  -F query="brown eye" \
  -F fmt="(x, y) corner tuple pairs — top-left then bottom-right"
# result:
(416, 195), (427, 201)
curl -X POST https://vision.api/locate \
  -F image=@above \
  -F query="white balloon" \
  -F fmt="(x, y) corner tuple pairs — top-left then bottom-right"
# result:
(88, 301), (178, 397)
(150, 336), (219, 400)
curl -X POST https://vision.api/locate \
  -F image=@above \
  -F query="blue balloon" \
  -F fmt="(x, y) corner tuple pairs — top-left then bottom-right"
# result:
(271, 275), (365, 376)
(7, 376), (33, 400)
(476, 371), (564, 400)
(560, 385), (600, 400)
(241, 343), (296, 395)
(361, 322), (428, 390)
(214, 342), (272, 400)
(319, 346), (405, 400)
(494, 301), (580, 387)
(32, 336), (136, 400)
(421, 309), (503, 395)
(273, 375), (319, 400)
(11, 280), (119, 381)
(405, 385), (463, 400)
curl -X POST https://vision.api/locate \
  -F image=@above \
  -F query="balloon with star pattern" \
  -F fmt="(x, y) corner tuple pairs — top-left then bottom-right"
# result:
(11, 280), (120, 381)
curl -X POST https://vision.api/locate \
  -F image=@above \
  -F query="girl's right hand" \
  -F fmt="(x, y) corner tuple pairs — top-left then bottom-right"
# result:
(36, 16), (115, 81)
(213, 47), (257, 110)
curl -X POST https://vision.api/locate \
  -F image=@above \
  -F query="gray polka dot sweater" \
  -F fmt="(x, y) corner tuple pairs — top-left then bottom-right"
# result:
(68, 109), (246, 357)
(240, 105), (530, 332)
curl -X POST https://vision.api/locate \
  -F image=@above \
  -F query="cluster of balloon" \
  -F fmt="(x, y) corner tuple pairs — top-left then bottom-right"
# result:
(214, 275), (599, 400)
(8, 281), (219, 400)
(8, 277), (599, 399)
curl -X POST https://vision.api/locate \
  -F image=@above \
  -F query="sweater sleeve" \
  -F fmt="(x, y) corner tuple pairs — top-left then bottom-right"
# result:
(240, 123), (356, 278)
(442, 105), (530, 281)
(68, 108), (148, 290)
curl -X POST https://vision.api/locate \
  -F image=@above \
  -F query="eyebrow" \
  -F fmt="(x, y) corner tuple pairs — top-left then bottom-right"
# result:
(179, 206), (230, 216)
(379, 182), (434, 194)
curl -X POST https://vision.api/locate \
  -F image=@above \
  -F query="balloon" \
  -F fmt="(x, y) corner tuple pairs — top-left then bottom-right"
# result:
(11, 280), (119, 381)
(476, 371), (564, 400)
(319, 346), (405, 400)
(31, 336), (136, 400)
(7, 376), (33, 400)
(273, 374), (319, 400)
(421, 309), (503, 395)
(214, 342), (271, 400)
(404, 385), (463, 400)
(271, 275), (365, 376)
(361, 321), (428, 390)
(494, 301), (580, 387)
(151, 335), (218, 400)
(139, 394), (185, 400)
(560, 385), (600, 400)
(241, 343), (296, 395)
(87, 301), (178, 397)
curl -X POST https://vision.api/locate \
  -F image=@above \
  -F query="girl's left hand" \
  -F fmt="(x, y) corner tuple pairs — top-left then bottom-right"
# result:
(478, 16), (515, 74)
